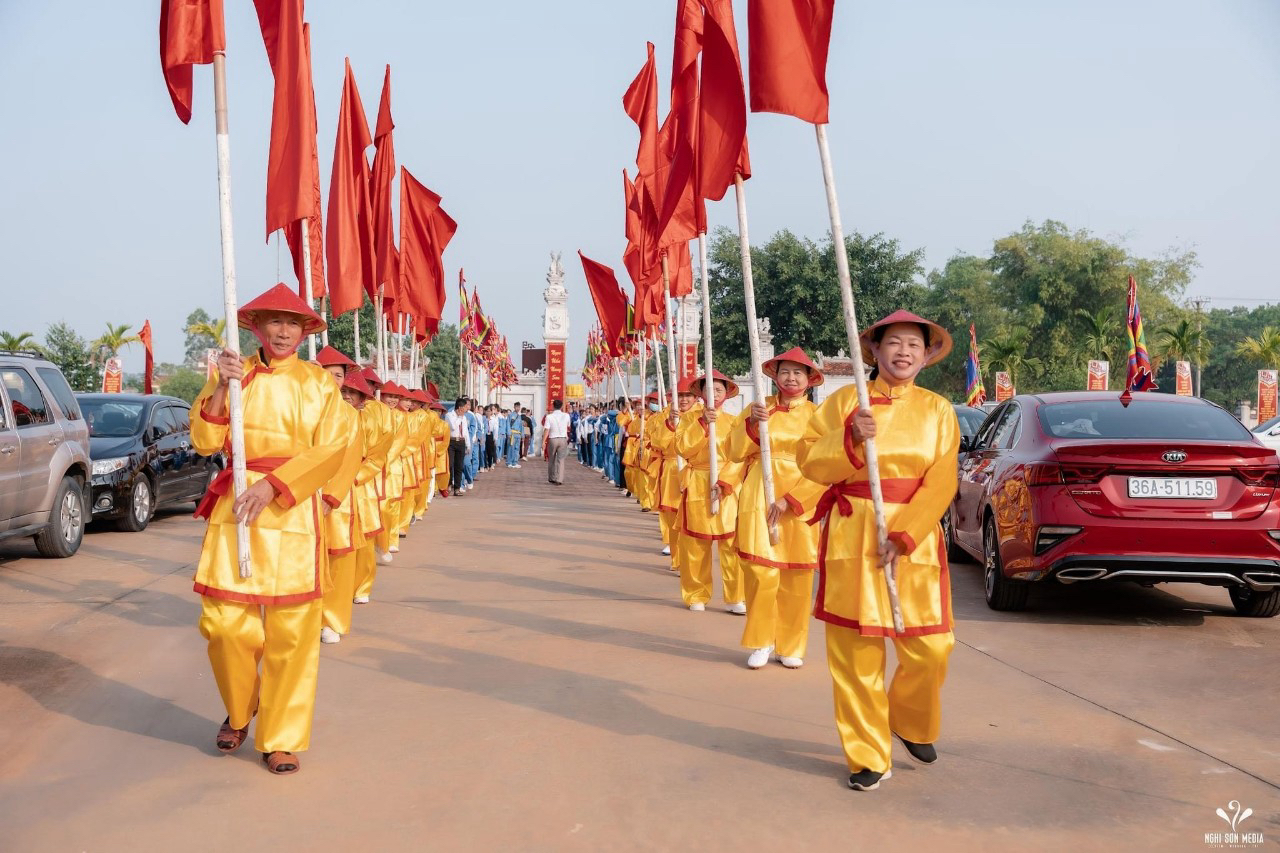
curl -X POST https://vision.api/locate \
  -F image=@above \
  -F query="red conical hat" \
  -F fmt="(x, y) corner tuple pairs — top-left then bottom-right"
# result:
(676, 375), (699, 395)
(342, 370), (374, 397)
(860, 310), (953, 368)
(410, 389), (430, 403)
(315, 345), (357, 370)
(429, 400), (445, 412)
(361, 367), (384, 387)
(427, 381), (440, 399)
(381, 382), (405, 398)
(645, 391), (660, 402)
(762, 346), (824, 388)
(690, 369), (740, 401)
(238, 283), (326, 336)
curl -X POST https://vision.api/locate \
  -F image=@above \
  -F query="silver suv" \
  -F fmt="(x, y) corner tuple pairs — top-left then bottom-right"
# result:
(0, 352), (92, 557)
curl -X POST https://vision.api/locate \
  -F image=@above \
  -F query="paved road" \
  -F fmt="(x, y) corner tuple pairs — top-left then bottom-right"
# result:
(1, 456), (1277, 852)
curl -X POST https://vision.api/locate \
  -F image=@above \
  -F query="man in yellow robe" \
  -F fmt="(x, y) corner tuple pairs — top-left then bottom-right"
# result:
(191, 284), (349, 776)
(654, 378), (698, 571)
(797, 310), (959, 792)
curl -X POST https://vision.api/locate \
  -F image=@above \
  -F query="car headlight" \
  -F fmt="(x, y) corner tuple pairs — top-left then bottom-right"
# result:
(92, 457), (130, 476)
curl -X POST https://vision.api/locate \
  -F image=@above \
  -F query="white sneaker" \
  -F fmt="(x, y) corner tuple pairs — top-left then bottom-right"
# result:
(727, 602), (747, 615)
(376, 550), (393, 565)
(353, 595), (370, 604)
(779, 656), (804, 669)
(320, 627), (341, 644)
(513, 464), (521, 469)
(688, 602), (705, 612)
(747, 646), (774, 669)
(661, 545), (671, 556)
(388, 545), (400, 554)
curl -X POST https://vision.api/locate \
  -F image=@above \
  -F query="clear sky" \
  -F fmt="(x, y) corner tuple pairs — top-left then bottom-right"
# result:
(2, 0), (1277, 374)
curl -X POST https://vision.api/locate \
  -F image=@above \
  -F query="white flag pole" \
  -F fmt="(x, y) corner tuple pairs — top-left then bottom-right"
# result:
(697, 232), (720, 515)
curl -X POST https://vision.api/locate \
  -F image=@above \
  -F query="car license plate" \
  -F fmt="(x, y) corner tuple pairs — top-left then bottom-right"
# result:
(1127, 477), (1218, 500)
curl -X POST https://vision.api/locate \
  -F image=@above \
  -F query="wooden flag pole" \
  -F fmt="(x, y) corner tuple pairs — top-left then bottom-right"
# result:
(816, 123), (903, 633)
(353, 302), (362, 364)
(376, 286), (387, 384)
(638, 333), (647, 446)
(660, 255), (679, 412)
(300, 218), (318, 359)
(697, 232), (720, 515)
(211, 52), (252, 580)
(733, 174), (780, 546)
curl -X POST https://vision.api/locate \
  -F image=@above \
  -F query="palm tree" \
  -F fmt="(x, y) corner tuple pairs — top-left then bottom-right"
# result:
(92, 323), (141, 362)
(186, 317), (227, 346)
(0, 331), (40, 353)
(1155, 318), (1210, 396)
(1076, 306), (1118, 362)
(1236, 327), (1280, 371)
(982, 327), (1042, 394)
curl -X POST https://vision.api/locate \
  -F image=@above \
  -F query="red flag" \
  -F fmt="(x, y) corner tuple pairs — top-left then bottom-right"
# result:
(698, 0), (751, 203)
(139, 320), (154, 395)
(399, 167), (456, 339)
(668, 241), (693, 298)
(622, 43), (660, 180)
(325, 59), (375, 317)
(282, 26), (325, 298)
(660, 0), (706, 240)
(747, 0), (833, 124)
(255, 0), (316, 239)
(159, 0), (225, 124)
(579, 251), (630, 357)
(370, 66), (400, 313)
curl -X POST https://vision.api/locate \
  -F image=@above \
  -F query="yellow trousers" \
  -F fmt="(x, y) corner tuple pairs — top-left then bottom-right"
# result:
(374, 497), (396, 552)
(742, 564), (814, 658)
(414, 479), (429, 516)
(396, 492), (415, 535)
(675, 535), (743, 606)
(639, 472), (658, 511)
(323, 551), (358, 635)
(199, 595), (322, 753)
(659, 508), (676, 547)
(354, 543), (377, 599)
(825, 622), (954, 774)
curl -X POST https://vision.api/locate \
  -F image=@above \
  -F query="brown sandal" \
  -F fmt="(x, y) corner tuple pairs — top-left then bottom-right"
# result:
(215, 717), (250, 753)
(262, 751), (300, 775)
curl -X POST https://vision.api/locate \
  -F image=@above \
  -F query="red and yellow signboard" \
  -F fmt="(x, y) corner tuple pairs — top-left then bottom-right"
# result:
(1086, 360), (1109, 391)
(101, 357), (123, 393)
(1258, 370), (1278, 424)
(1175, 361), (1193, 396)
(994, 371), (1014, 402)
(546, 342), (566, 405)
(680, 344), (698, 380)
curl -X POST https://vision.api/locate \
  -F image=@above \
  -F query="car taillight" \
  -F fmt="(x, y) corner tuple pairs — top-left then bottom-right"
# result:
(1035, 525), (1082, 555)
(1026, 463), (1109, 486)
(1235, 466), (1280, 487)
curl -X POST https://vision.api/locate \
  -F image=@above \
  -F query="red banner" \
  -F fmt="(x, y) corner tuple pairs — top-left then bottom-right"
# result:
(994, 371), (1014, 402)
(1086, 360), (1109, 391)
(546, 342), (566, 405)
(102, 357), (123, 393)
(1175, 361), (1193, 396)
(680, 344), (698, 380)
(1259, 370), (1278, 424)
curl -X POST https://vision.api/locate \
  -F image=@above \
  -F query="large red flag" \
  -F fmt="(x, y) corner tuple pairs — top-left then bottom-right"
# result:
(659, 0), (706, 240)
(622, 43), (660, 180)
(159, 0), (225, 124)
(325, 60), (375, 317)
(370, 66), (400, 313)
(398, 168), (456, 339)
(139, 320), (154, 395)
(698, 0), (751, 203)
(579, 252), (630, 358)
(668, 241), (694, 298)
(747, 0), (833, 124)
(255, 0), (316, 239)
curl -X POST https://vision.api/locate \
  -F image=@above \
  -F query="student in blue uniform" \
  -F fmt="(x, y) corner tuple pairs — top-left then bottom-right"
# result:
(506, 404), (526, 468)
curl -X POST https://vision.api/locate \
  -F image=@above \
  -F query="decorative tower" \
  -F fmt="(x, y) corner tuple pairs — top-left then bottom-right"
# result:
(543, 252), (569, 408)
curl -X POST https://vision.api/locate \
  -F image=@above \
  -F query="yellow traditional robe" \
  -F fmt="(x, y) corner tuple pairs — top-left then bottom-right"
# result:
(355, 404), (394, 539)
(726, 395), (825, 570)
(648, 410), (681, 512)
(675, 403), (744, 539)
(190, 352), (349, 604)
(796, 379), (960, 637)
(322, 403), (365, 558)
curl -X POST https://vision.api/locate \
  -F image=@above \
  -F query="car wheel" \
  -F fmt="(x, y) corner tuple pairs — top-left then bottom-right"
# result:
(1228, 586), (1280, 618)
(34, 476), (86, 558)
(117, 477), (153, 533)
(983, 516), (1029, 611)
(943, 506), (966, 563)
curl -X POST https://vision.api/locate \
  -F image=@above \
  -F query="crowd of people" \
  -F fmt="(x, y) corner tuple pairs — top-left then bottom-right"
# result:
(188, 281), (960, 792)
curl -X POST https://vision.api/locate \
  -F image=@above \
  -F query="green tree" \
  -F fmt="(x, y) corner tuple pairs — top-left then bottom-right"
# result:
(916, 254), (1001, 399)
(159, 367), (209, 404)
(1235, 327), (1280, 371)
(325, 297), (377, 364)
(43, 322), (102, 391)
(1201, 305), (1280, 407)
(0, 331), (41, 353)
(1154, 316), (1210, 396)
(184, 308), (225, 367)
(982, 327), (1042, 394)
(423, 323), (461, 400)
(93, 323), (140, 362)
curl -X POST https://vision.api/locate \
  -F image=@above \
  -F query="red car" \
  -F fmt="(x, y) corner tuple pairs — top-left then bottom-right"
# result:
(948, 392), (1280, 617)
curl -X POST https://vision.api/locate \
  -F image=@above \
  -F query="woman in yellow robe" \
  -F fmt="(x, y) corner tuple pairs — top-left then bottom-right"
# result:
(726, 348), (827, 670)
(675, 371), (746, 612)
(654, 378), (699, 572)
(191, 284), (349, 776)
(796, 310), (959, 792)
(430, 401), (451, 495)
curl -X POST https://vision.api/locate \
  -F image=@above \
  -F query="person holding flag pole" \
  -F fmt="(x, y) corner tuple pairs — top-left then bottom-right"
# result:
(747, 0), (959, 790)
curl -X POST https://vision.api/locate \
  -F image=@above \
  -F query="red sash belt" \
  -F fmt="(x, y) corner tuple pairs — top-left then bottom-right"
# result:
(195, 457), (289, 519)
(809, 477), (924, 524)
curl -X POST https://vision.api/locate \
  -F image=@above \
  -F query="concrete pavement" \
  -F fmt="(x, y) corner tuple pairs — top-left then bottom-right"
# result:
(1, 455), (1277, 852)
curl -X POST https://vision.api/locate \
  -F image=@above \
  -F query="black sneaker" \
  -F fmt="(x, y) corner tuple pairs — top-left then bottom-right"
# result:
(847, 768), (892, 791)
(893, 732), (938, 764)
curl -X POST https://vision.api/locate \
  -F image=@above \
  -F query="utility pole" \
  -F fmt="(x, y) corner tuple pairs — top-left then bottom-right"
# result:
(1191, 297), (1206, 398)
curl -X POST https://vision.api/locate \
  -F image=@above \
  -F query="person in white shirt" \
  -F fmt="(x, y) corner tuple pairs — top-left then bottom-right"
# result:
(445, 398), (473, 495)
(543, 399), (572, 486)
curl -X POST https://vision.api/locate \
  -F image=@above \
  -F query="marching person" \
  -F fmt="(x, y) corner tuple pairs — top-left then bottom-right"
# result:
(654, 378), (698, 569)
(675, 371), (746, 613)
(544, 398), (571, 485)
(726, 348), (826, 670)
(430, 399), (452, 497)
(637, 393), (662, 512)
(485, 405), (501, 472)
(506, 403), (525, 468)
(191, 283), (348, 776)
(357, 367), (400, 588)
(447, 397), (473, 495)
(797, 310), (959, 792)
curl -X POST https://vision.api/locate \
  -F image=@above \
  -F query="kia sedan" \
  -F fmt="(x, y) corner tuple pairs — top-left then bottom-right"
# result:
(949, 392), (1280, 617)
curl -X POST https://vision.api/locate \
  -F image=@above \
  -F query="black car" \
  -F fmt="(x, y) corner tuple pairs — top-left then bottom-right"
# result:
(76, 393), (222, 531)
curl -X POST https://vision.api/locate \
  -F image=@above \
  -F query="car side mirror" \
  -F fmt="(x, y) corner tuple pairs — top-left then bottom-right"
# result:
(959, 435), (975, 453)
(1269, 428), (1280, 437)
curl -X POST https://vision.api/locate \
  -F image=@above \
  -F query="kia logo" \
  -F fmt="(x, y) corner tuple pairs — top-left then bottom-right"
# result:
(1162, 450), (1188, 464)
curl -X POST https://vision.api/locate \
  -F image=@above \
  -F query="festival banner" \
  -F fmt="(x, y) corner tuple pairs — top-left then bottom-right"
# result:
(102, 357), (123, 393)
(1258, 370), (1278, 424)
(1175, 361), (1193, 396)
(994, 371), (1014, 402)
(1086, 360), (1109, 391)
(546, 342), (566, 404)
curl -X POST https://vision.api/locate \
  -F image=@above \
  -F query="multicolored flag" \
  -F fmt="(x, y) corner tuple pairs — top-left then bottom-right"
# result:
(964, 324), (986, 406)
(1124, 274), (1157, 396)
